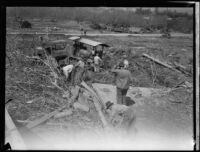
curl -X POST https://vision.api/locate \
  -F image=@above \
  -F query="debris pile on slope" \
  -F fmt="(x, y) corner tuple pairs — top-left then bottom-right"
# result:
(6, 33), (193, 149)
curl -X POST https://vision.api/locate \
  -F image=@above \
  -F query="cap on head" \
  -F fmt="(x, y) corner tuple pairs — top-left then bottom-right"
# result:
(119, 62), (124, 68)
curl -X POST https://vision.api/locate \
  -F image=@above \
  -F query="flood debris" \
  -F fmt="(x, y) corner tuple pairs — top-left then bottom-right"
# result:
(26, 85), (80, 129)
(5, 19), (193, 150)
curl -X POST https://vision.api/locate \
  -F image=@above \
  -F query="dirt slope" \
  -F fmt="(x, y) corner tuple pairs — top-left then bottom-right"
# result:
(92, 83), (193, 150)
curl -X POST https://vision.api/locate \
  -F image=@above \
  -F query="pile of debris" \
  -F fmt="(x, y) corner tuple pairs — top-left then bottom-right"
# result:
(6, 79), (118, 149)
(5, 34), (193, 149)
(5, 36), (115, 149)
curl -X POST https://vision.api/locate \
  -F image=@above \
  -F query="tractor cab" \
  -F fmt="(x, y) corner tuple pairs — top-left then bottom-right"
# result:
(68, 36), (109, 59)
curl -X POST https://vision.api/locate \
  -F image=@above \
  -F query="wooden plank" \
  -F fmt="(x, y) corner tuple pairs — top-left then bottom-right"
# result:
(26, 86), (80, 129)
(143, 53), (192, 77)
(5, 108), (26, 149)
(174, 62), (192, 76)
(142, 53), (182, 74)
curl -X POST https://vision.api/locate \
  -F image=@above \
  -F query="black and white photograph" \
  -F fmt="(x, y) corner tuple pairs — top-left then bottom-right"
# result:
(3, 2), (199, 150)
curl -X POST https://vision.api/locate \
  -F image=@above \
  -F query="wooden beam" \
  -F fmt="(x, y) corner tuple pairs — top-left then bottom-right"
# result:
(81, 81), (109, 128)
(81, 81), (105, 110)
(143, 53), (177, 70)
(142, 53), (191, 76)
(173, 62), (192, 76)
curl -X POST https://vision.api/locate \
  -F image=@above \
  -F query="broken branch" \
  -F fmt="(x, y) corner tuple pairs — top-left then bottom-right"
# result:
(26, 86), (80, 129)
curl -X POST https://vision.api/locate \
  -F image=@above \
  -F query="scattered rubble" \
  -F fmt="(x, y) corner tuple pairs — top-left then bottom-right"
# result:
(5, 32), (193, 149)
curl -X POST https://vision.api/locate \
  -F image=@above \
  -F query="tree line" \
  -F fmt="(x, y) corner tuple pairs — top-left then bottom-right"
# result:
(7, 7), (193, 33)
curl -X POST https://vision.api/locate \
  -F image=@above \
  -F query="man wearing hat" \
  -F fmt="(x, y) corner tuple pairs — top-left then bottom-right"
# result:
(105, 101), (137, 132)
(94, 53), (102, 72)
(122, 54), (129, 69)
(72, 57), (85, 85)
(110, 62), (133, 105)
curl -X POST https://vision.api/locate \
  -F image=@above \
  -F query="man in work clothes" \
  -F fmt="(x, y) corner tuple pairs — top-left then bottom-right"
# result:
(94, 54), (102, 72)
(110, 63), (133, 105)
(73, 58), (85, 85)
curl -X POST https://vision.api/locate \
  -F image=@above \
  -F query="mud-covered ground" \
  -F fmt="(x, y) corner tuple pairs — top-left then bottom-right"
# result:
(5, 19), (194, 150)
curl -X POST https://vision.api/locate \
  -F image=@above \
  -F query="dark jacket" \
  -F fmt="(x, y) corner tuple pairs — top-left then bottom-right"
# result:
(111, 69), (132, 89)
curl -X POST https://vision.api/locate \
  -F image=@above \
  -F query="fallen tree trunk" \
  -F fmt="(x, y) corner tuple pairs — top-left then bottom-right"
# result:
(81, 81), (105, 110)
(80, 81), (109, 128)
(92, 96), (109, 128)
(26, 86), (80, 129)
(173, 62), (192, 76)
(142, 53), (191, 76)
(92, 84), (107, 109)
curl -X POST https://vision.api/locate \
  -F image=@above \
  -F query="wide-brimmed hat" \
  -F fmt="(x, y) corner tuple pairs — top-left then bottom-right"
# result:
(105, 101), (114, 110)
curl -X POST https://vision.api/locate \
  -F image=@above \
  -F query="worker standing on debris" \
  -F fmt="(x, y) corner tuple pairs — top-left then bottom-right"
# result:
(105, 101), (137, 133)
(110, 62), (133, 105)
(87, 58), (95, 72)
(73, 58), (85, 85)
(94, 54), (102, 72)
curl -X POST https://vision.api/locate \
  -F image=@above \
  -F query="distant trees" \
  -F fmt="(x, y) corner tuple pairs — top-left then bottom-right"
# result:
(168, 17), (193, 33)
(135, 8), (152, 15)
(6, 7), (193, 33)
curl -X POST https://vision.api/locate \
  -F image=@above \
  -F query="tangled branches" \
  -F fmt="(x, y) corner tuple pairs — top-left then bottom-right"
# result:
(6, 35), (69, 103)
